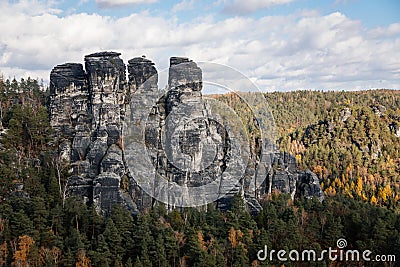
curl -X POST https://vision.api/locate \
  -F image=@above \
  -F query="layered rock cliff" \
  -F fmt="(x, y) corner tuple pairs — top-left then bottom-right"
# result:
(49, 52), (324, 215)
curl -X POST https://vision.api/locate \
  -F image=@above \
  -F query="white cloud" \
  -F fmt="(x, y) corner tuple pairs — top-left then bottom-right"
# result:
(334, 0), (356, 4)
(95, 0), (158, 8)
(0, 1), (399, 91)
(79, 0), (90, 5)
(0, 0), (61, 16)
(368, 23), (400, 39)
(221, 0), (295, 15)
(172, 0), (195, 13)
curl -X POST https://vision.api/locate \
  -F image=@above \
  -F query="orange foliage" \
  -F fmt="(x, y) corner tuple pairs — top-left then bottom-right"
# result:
(228, 227), (244, 249)
(76, 250), (91, 267)
(0, 242), (8, 267)
(12, 235), (34, 267)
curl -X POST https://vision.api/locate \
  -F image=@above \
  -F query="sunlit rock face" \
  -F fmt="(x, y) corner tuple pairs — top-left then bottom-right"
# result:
(49, 52), (324, 215)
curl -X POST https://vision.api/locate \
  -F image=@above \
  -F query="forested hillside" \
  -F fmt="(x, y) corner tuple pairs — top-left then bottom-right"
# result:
(0, 78), (399, 266)
(216, 90), (400, 210)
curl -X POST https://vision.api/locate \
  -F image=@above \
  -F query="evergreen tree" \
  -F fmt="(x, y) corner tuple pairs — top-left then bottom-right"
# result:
(103, 219), (123, 261)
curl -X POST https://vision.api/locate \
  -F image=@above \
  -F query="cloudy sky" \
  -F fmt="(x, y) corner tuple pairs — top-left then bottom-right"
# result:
(0, 0), (399, 91)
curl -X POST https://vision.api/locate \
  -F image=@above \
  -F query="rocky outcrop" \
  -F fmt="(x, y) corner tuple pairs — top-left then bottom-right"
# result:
(339, 107), (351, 122)
(49, 52), (324, 215)
(390, 123), (400, 137)
(49, 63), (89, 136)
(265, 151), (324, 201)
(372, 105), (386, 117)
(50, 53), (135, 214)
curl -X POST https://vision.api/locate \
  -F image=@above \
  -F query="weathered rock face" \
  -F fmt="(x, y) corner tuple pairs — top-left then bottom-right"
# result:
(49, 52), (324, 215)
(85, 52), (126, 133)
(128, 57), (157, 93)
(262, 151), (324, 200)
(339, 107), (351, 122)
(164, 57), (218, 187)
(389, 122), (400, 137)
(50, 53), (135, 214)
(49, 63), (89, 137)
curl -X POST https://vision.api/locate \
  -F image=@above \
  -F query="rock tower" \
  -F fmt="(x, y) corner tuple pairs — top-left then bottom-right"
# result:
(49, 52), (324, 214)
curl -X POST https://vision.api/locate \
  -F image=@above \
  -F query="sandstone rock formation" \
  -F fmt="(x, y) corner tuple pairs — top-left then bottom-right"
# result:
(50, 52), (135, 214)
(49, 52), (324, 215)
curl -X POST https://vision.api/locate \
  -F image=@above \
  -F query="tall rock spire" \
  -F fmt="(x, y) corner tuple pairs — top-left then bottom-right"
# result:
(84, 52), (126, 134)
(49, 63), (89, 135)
(49, 52), (324, 215)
